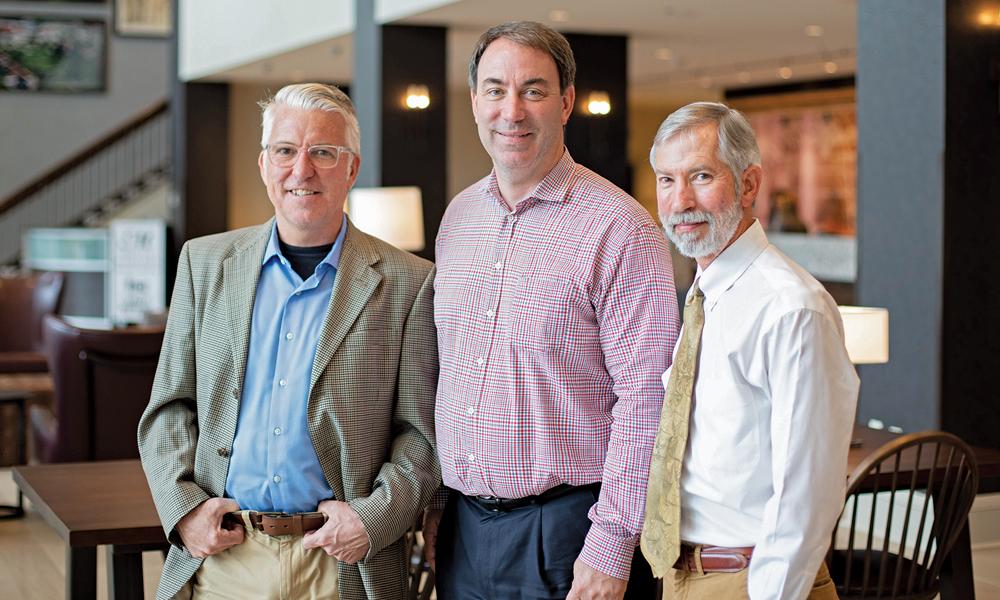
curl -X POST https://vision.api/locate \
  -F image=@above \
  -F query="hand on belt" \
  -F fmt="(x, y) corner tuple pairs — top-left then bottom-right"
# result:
(222, 511), (328, 537)
(673, 544), (754, 574)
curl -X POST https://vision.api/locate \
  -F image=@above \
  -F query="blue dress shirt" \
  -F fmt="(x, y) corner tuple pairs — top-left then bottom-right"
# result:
(225, 217), (348, 513)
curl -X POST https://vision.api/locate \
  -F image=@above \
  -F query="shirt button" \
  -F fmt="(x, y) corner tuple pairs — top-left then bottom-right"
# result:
(278, 378), (287, 387)
(494, 261), (503, 270)
(485, 309), (495, 319)
(466, 406), (475, 416)
(272, 474), (281, 483)
(508, 214), (517, 223)
(467, 453), (476, 463)
(285, 332), (294, 341)
(273, 427), (282, 436)
(476, 357), (485, 366)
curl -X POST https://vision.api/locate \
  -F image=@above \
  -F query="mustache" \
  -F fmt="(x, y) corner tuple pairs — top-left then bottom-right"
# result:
(661, 211), (713, 227)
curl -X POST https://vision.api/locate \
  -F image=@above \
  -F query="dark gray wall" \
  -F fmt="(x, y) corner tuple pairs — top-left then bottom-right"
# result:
(858, 0), (1000, 448)
(856, 0), (945, 433)
(563, 33), (630, 194)
(0, 4), (170, 199)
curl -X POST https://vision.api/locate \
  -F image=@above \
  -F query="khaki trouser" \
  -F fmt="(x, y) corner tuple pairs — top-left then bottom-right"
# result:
(177, 511), (340, 600)
(663, 559), (838, 600)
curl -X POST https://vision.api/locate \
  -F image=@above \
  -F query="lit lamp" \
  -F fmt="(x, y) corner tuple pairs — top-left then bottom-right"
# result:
(403, 84), (430, 110)
(585, 91), (611, 116)
(838, 306), (889, 364)
(347, 186), (425, 251)
(839, 305), (890, 435)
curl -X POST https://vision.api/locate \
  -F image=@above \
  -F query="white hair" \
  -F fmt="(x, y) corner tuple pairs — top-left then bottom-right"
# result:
(259, 83), (360, 154)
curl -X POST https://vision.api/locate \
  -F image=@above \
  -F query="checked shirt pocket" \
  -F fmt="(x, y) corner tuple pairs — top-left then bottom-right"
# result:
(509, 275), (574, 354)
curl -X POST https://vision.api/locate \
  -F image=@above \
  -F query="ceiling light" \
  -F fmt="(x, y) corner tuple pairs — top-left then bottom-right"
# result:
(549, 9), (570, 22)
(805, 24), (824, 37)
(824, 61), (838, 74)
(778, 66), (793, 79)
(655, 48), (674, 61)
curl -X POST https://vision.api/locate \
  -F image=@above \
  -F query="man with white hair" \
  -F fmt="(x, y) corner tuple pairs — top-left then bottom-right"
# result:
(139, 83), (439, 599)
(641, 101), (858, 599)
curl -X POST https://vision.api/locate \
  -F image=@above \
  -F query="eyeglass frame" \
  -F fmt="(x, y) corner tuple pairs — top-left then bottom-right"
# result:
(263, 143), (356, 169)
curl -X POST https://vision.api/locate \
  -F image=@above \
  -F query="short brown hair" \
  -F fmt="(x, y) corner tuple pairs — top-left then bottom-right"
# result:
(468, 21), (576, 92)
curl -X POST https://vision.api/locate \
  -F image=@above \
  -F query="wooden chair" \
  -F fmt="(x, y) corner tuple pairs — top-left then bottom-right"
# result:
(828, 430), (979, 599)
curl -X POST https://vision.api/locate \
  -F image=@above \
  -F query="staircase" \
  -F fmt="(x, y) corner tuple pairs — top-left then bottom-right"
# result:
(0, 101), (172, 266)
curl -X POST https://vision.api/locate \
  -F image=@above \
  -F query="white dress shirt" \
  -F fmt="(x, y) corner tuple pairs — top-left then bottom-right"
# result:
(665, 220), (859, 600)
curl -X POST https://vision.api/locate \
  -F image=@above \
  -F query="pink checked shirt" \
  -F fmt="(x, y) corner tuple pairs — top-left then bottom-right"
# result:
(434, 151), (680, 579)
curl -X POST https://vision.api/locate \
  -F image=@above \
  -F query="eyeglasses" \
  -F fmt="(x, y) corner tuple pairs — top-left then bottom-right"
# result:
(265, 143), (354, 169)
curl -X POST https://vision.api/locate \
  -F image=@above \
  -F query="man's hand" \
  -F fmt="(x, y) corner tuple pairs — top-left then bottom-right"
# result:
(176, 498), (243, 558)
(566, 559), (627, 600)
(302, 500), (371, 564)
(421, 508), (444, 570)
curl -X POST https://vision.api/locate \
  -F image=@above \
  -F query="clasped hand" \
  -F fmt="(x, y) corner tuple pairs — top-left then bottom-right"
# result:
(302, 499), (371, 563)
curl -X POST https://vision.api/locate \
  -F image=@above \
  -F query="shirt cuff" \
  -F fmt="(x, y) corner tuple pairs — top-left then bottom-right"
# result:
(577, 523), (637, 581)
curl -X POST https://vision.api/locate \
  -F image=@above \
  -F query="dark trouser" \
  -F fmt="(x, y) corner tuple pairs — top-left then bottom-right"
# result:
(436, 486), (657, 600)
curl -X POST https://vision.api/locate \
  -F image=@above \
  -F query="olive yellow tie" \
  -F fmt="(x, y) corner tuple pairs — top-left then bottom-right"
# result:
(641, 281), (704, 577)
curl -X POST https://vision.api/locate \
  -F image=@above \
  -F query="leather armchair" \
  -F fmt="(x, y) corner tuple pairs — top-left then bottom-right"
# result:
(0, 272), (64, 374)
(31, 315), (164, 463)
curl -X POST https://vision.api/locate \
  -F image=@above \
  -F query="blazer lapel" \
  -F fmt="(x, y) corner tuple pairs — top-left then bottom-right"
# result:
(309, 223), (382, 393)
(224, 222), (272, 395)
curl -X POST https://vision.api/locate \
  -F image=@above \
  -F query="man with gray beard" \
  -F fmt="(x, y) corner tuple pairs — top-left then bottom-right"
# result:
(640, 102), (858, 600)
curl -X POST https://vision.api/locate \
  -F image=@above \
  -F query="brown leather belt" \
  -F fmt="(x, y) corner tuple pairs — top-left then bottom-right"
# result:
(222, 511), (327, 537)
(673, 544), (754, 573)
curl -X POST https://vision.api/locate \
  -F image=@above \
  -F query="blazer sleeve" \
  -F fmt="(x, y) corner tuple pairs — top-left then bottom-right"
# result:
(137, 242), (211, 547)
(349, 265), (441, 559)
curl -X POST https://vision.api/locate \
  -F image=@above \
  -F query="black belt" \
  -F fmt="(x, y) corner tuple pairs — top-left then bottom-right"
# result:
(468, 483), (600, 512)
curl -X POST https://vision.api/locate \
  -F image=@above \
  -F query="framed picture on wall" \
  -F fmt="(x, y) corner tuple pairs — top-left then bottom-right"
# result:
(0, 16), (107, 93)
(114, 0), (170, 37)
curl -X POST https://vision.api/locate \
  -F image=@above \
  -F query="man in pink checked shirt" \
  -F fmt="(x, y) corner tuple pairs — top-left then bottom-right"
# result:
(423, 21), (680, 600)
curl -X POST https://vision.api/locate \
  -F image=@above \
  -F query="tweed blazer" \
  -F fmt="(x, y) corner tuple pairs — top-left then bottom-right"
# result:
(137, 219), (440, 600)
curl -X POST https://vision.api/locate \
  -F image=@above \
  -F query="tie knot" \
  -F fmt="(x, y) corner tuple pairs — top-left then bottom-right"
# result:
(687, 280), (704, 305)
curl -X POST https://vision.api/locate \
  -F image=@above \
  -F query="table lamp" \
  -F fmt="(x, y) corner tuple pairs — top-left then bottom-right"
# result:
(838, 306), (889, 365)
(347, 186), (425, 251)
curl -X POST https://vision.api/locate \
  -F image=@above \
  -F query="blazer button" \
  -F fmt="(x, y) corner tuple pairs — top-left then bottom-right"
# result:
(217, 448), (230, 457)
(232, 388), (240, 399)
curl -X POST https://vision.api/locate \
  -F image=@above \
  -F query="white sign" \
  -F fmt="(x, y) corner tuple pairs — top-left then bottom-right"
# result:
(109, 219), (166, 325)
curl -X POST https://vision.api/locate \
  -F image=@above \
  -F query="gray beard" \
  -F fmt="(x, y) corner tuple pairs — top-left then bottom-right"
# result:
(661, 198), (743, 259)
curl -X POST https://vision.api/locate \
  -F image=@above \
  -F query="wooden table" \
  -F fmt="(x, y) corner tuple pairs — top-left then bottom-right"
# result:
(847, 426), (1000, 599)
(12, 460), (166, 600)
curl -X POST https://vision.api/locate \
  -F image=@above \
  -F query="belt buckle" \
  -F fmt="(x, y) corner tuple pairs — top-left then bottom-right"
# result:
(476, 495), (503, 511)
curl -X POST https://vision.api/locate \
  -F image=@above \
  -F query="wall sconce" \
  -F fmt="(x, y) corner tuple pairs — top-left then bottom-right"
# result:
(404, 84), (430, 110)
(347, 186), (425, 251)
(838, 306), (889, 365)
(976, 6), (1000, 27)
(584, 91), (611, 116)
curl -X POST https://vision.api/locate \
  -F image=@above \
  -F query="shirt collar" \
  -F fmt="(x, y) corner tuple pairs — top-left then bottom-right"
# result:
(262, 214), (349, 272)
(693, 219), (769, 310)
(481, 148), (577, 208)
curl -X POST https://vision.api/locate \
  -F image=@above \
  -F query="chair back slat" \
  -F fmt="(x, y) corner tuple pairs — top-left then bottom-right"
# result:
(891, 443), (922, 597)
(829, 431), (979, 600)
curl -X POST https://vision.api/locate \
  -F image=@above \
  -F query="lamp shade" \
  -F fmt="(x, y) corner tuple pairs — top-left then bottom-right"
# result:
(348, 186), (425, 251)
(838, 306), (889, 364)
